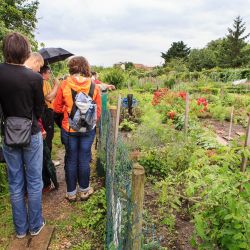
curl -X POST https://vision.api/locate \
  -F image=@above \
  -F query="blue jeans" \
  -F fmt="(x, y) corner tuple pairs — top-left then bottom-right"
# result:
(3, 132), (43, 235)
(61, 128), (96, 195)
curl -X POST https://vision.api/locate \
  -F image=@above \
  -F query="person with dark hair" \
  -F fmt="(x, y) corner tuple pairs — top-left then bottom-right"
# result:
(40, 65), (60, 153)
(0, 32), (45, 238)
(54, 56), (101, 202)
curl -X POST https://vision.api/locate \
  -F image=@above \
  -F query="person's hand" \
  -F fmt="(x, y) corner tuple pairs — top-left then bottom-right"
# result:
(42, 130), (47, 139)
(108, 84), (116, 90)
(54, 78), (60, 86)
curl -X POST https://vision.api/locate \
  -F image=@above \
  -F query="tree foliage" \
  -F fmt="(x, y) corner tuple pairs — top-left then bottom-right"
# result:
(161, 41), (190, 65)
(0, 0), (39, 60)
(188, 48), (216, 71)
(226, 15), (250, 67)
(161, 17), (250, 72)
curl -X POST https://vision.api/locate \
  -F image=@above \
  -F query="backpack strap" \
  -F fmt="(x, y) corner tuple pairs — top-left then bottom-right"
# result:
(88, 81), (96, 99)
(69, 89), (78, 120)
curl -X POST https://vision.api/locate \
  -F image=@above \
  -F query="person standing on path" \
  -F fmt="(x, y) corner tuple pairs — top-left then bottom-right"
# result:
(40, 65), (60, 153)
(54, 56), (101, 202)
(25, 54), (59, 192)
(0, 32), (45, 238)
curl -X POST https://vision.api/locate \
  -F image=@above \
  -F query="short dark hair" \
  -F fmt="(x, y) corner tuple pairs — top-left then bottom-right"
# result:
(40, 65), (50, 75)
(91, 71), (97, 76)
(3, 32), (31, 64)
(68, 56), (91, 77)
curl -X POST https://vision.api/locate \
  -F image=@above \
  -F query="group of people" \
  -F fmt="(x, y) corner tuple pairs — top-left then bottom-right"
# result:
(0, 32), (114, 239)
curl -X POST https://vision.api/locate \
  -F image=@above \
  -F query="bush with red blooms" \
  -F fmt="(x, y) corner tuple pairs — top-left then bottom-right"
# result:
(197, 97), (208, 112)
(152, 88), (169, 106)
(152, 89), (209, 127)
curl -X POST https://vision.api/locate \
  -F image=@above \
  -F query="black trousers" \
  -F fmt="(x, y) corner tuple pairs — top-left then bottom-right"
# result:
(42, 108), (54, 152)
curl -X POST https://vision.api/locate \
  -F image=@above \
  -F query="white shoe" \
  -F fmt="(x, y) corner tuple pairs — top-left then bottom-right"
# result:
(80, 187), (94, 201)
(16, 233), (27, 239)
(30, 220), (46, 236)
(52, 160), (60, 166)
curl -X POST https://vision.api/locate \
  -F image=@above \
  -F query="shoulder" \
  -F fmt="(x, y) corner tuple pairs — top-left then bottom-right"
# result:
(25, 69), (43, 81)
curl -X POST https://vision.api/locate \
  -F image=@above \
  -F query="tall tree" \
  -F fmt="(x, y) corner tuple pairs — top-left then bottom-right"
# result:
(0, 0), (39, 60)
(226, 16), (250, 67)
(161, 41), (190, 66)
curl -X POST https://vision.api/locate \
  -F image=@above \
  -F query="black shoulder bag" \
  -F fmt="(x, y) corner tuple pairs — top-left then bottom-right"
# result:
(4, 115), (32, 147)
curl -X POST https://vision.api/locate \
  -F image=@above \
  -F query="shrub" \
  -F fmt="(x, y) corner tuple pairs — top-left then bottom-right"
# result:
(101, 68), (127, 89)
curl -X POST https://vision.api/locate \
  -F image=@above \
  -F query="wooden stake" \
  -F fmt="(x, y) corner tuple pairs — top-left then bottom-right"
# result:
(108, 97), (122, 247)
(240, 114), (250, 172)
(114, 95), (121, 144)
(131, 164), (145, 250)
(228, 106), (234, 140)
(184, 93), (189, 135)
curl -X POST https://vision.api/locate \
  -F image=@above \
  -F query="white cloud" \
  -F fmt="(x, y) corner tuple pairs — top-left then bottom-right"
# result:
(36, 0), (250, 66)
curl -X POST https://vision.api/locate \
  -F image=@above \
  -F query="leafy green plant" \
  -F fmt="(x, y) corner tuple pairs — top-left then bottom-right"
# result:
(119, 119), (136, 132)
(186, 166), (250, 250)
(73, 188), (106, 239)
(0, 163), (8, 195)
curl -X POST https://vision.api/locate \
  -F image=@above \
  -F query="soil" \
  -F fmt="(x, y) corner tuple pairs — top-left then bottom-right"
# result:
(42, 150), (68, 221)
(144, 182), (196, 250)
(42, 147), (104, 250)
(202, 118), (246, 141)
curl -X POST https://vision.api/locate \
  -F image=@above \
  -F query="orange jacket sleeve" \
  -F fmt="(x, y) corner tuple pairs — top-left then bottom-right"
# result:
(94, 86), (102, 121)
(53, 82), (65, 113)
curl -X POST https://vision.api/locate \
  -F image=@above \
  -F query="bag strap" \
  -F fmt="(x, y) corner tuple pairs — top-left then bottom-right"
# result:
(69, 89), (77, 120)
(88, 81), (95, 99)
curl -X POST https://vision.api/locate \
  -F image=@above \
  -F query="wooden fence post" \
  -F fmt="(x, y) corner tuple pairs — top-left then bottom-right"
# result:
(228, 106), (234, 140)
(108, 96), (122, 247)
(241, 113), (250, 172)
(131, 164), (145, 250)
(184, 93), (189, 135)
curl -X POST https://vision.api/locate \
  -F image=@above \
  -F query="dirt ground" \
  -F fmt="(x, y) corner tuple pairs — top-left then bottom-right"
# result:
(202, 118), (246, 141)
(144, 182), (196, 250)
(42, 148), (104, 250)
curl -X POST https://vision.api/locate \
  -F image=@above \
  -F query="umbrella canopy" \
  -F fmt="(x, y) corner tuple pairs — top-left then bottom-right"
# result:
(39, 47), (73, 64)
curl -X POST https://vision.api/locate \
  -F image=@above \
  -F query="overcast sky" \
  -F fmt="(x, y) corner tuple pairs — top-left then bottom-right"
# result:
(36, 0), (250, 67)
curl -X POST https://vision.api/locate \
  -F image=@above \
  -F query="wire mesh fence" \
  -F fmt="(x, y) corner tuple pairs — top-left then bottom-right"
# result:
(98, 106), (133, 249)
(97, 93), (162, 249)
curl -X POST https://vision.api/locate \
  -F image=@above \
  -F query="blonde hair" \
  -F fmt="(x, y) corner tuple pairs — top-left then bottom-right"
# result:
(27, 52), (44, 64)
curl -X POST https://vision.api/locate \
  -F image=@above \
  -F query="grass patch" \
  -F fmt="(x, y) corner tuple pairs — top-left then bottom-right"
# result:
(0, 197), (13, 249)
(51, 125), (64, 160)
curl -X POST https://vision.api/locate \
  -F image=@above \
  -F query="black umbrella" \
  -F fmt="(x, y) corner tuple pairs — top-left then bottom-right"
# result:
(43, 141), (59, 189)
(39, 47), (73, 64)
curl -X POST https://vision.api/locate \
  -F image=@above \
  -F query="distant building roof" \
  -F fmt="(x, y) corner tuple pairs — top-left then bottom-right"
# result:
(114, 62), (154, 70)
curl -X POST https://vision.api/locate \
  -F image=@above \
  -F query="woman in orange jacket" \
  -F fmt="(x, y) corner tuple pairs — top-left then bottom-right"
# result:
(54, 56), (101, 202)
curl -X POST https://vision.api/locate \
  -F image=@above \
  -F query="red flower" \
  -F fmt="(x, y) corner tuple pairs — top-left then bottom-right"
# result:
(152, 88), (169, 106)
(167, 111), (176, 119)
(178, 91), (187, 100)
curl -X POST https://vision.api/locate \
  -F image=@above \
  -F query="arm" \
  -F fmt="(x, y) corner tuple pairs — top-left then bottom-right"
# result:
(94, 87), (102, 121)
(53, 82), (65, 113)
(53, 83), (65, 128)
(44, 79), (60, 102)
